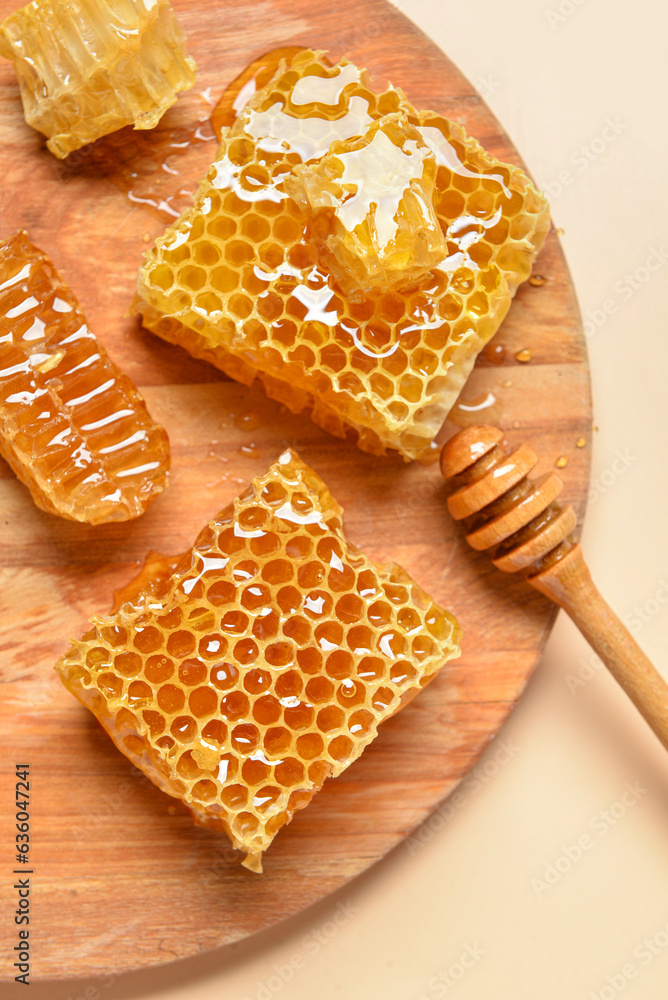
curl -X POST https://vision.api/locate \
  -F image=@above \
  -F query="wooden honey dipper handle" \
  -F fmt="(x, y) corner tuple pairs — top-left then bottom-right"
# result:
(441, 425), (668, 751)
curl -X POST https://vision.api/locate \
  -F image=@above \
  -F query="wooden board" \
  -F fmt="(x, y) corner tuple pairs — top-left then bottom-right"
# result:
(0, 0), (591, 981)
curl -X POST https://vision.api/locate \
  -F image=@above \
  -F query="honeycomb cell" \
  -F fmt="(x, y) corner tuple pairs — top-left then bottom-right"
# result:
(134, 627), (164, 654)
(145, 655), (174, 684)
(242, 758), (271, 786)
(253, 695), (282, 725)
(55, 450), (461, 871)
(189, 686), (219, 718)
(98, 673), (122, 698)
(114, 651), (142, 677)
(210, 663), (239, 691)
(317, 706), (345, 733)
(231, 723), (260, 752)
(283, 615), (311, 645)
(264, 726), (292, 756)
(171, 716), (197, 742)
(337, 679), (366, 707)
(0, 230), (170, 523)
(0, 0), (196, 158)
(127, 681), (153, 707)
(297, 733), (324, 759)
(221, 691), (251, 720)
(192, 779), (218, 803)
(133, 49), (549, 461)
(328, 735), (354, 762)
(143, 710), (166, 738)
(306, 676), (335, 703)
(275, 670), (303, 698)
(157, 684), (184, 715)
(275, 758), (305, 787)
(101, 626), (129, 649)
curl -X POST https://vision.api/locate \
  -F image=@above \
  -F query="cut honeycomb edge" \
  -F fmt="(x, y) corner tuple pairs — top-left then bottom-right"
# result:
(131, 293), (506, 460)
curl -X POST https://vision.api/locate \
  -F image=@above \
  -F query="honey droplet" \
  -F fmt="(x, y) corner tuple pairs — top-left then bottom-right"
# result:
(235, 410), (262, 432)
(483, 342), (506, 364)
(529, 274), (547, 287)
(514, 349), (532, 363)
(239, 442), (259, 458)
(417, 440), (441, 465)
(555, 455), (568, 468)
(449, 390), (499, 427)
(576, 437), (586, 448)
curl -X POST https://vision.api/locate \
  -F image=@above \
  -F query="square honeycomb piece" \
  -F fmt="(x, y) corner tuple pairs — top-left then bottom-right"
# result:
(0, 0), (196, 159)
(55, 449), (461, 871)
(0, 229), (170, 523)
(133, 49), (549, 460)
(286, 112), (448, 299)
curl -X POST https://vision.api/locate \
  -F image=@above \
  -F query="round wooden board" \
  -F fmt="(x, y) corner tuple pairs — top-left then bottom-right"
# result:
(0, 0), (590, 981)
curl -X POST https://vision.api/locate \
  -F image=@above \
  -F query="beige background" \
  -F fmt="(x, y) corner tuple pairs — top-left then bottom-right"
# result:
(12, 0), (668, 997)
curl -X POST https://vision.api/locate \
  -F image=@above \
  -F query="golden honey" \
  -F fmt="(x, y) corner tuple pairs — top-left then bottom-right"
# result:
(55, 450), (461, 870)
(134, 48), (549, 461)
(0, 230), (170, 523)
(286, 112), (448, 299)
(0, 0), (196, 159)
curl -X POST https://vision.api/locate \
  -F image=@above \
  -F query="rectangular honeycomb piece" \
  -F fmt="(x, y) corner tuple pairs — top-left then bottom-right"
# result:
(55, 449), (461, 871)
(133, 49), (550, 461)
(0, 230), (170, 523)
(0, 0), (196, 158)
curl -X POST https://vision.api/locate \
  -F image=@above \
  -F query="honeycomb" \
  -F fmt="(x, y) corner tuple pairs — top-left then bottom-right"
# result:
(0, 0), (196, 159)
(133, 48), (550, 461)
(55, 449), (461, 871)
(285, 112), (448, 300)
(0, 229), (170, 523)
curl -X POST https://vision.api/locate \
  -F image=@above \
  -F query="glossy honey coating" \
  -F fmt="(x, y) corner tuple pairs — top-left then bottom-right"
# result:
(0, 0), (196, 159)
(134, 49), (549, 460)
(0, 230), (170, 523)
(55, 449), (461, 871)
(286, 112), (447, 299)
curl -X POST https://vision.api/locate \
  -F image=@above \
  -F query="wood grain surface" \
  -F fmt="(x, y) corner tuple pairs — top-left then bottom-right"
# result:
(0, 0), (591, 980)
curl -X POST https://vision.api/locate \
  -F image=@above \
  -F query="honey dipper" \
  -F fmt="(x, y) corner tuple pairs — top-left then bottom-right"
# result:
(440, 425), (668, 750)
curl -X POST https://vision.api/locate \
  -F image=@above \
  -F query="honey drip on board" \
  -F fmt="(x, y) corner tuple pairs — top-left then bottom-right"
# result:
(55, 450), (461, 871)
(210, 47), (308, 139)
(449, 389), (500, 427)
(56, 111), (217, 222)
(133, 48), (550, 460)
(482, 342), (507, 365)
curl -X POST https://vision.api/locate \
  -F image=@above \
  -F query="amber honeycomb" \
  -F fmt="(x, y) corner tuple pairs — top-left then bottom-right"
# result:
(55, 449), (461, 871)
(0, 230), (170, 523)
(0, 0), (196, 159)
(134, 49), (550, 461)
